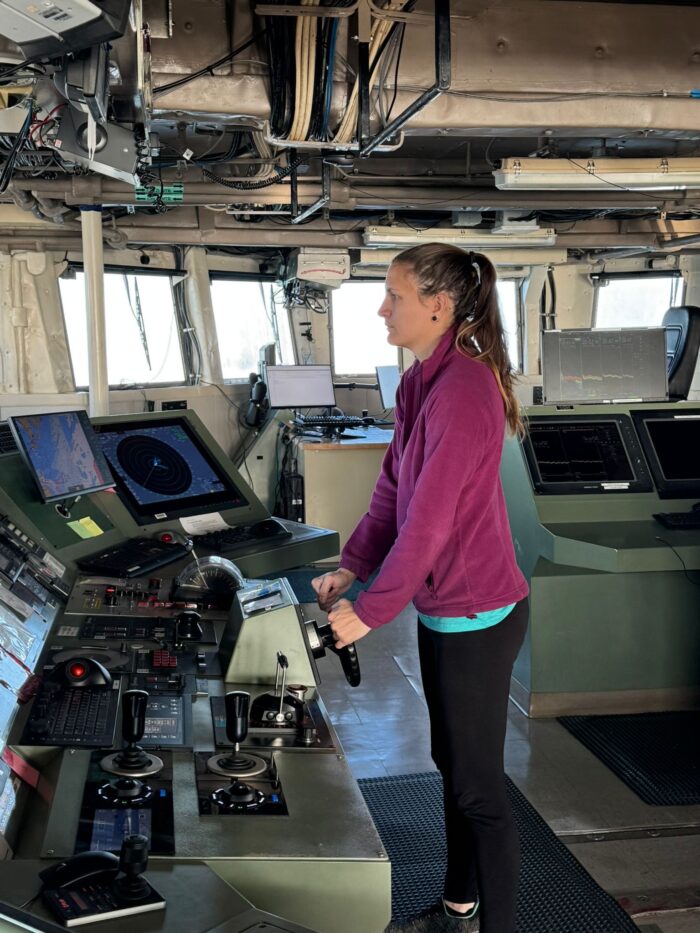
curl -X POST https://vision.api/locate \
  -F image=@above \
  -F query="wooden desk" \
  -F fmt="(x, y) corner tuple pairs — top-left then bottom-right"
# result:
(297, 426), (393, 562)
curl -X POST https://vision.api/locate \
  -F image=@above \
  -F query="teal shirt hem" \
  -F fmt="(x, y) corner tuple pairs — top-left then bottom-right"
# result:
(418, 603), (515, 633)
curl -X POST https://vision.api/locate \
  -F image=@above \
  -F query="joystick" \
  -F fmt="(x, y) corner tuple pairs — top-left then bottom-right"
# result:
(175, 610), (203, 642)
(114, 835), (152, 902)
(100, 689), (163, 781)
(207, 691), (265, 776)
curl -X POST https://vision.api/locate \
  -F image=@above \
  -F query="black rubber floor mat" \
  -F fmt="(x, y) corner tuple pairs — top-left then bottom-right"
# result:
(559, 711), (700, 806)
(358, 771), (638, 933)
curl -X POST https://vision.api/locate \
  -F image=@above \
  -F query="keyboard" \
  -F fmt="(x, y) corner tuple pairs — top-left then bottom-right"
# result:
(192, 520), (292, 554)
(653, 511), (700, 530)
(21, 683), (119, 747)
(77, 537), (190, 577)
(0, 422), (17, 456)
(294, 414), (364, 429)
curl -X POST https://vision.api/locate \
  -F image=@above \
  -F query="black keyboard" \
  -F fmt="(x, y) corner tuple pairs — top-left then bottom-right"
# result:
(294, 415), (364, 428)
(653, 511), (700, 530)
(77, 537), (190, 577)
(193, 520), (292, 554)
(21, 684), (119, 747)
(0, 422), (17, 455)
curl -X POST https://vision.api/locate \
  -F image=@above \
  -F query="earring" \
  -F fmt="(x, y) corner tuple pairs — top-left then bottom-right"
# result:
(431, 315), (438, 322)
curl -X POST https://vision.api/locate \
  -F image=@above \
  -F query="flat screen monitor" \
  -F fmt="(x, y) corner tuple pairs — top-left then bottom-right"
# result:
(266, 365), (336, 409)
(91, 416), (248, 525)
(542, 328), (668, 404)
(631, 408), (700, 498)
(376, 365), (401, 409)
(521, 414), (653, 494)
(8, 410), (114, 503)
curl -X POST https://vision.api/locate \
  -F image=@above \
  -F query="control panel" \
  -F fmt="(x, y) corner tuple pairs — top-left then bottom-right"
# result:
(63, 574), (235, 620)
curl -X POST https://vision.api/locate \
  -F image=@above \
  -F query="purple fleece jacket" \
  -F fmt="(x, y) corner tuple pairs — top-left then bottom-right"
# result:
(340, 326), (528, 629)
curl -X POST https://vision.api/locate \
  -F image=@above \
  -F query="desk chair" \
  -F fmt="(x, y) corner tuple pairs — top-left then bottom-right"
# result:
(662, 305), (700, 399)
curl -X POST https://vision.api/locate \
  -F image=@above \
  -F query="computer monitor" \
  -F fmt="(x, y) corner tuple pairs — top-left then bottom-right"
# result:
(91, 416), (249, 525)
(266, 365), (336, 409)
(521, 414), (653, 495)
(631, 408), (700, 498)
(376, 365), (401, 409)
(542, 328), (668, 404)
(8, 410), (114, 504)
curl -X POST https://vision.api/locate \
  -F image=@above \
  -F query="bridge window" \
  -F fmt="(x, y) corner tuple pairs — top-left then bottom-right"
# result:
(211, 279), (293, 380)
(330, 279), (522, 374)
(594, 273), (684, 328)
(59, 272), (185, 387)
(497, 279), (522, 373)
(330, 281), (408, 375)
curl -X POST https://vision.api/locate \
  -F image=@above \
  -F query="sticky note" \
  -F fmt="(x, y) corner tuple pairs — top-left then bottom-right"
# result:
(67, 516), (104, 539)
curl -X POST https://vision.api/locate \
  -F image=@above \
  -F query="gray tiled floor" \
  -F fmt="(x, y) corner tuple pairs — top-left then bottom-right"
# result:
(308, 603), (700, 933)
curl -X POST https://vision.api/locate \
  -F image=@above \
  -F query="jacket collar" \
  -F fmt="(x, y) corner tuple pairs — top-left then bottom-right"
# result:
(419, 325), (458, 386)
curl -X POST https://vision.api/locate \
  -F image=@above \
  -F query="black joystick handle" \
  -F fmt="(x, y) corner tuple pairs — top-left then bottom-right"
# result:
(224, 691), (250, 746)
(176, 610), (203, 641)
(115, 834), (151, 902)
(122, 689), (149, 744)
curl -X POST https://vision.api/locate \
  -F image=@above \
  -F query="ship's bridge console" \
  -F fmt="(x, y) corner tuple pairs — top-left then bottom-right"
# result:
(502, 401), (700, 718)
(0, 410), (390, 933)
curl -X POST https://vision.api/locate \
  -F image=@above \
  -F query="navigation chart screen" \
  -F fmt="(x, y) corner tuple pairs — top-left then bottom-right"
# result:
(93, 416), (248, 524)
(9, 410), (114, 503)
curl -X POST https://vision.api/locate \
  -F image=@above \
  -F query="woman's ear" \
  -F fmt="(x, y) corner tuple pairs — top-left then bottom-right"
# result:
(434, 290), (454, 320)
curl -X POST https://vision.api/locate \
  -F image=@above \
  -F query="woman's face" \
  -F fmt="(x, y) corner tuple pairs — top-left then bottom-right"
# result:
(378, 262), (450, 360)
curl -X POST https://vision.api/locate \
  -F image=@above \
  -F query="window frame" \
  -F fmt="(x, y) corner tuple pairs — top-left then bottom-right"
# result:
(59, 265), (187, 390)
(592, 270), (685, 328)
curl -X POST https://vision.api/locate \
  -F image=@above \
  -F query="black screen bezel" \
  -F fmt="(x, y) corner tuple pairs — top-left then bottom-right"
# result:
(630, 408), (700, 499)
(91, 416), (249, 525)
(8, 410), (115, 504)
(521, 413), (653, 495)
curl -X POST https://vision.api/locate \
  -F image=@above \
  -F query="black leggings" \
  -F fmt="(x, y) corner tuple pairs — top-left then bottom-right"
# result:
(417, 597), (529, 933)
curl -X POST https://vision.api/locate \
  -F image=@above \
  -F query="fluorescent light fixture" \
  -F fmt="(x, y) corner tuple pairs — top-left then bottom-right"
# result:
(493, 157), (700, 191)
(362, 225), (557, 248)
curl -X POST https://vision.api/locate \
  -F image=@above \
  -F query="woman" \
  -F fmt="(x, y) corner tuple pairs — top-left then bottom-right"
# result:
(312, 243), (529, 933)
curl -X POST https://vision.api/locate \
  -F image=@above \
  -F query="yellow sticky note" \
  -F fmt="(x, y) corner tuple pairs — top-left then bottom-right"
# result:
(67, 516), (104, 539)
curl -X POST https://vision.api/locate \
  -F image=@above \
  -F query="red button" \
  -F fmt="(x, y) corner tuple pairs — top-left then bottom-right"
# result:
(69, 662), (87, 679)
(160, 532), (173, 543)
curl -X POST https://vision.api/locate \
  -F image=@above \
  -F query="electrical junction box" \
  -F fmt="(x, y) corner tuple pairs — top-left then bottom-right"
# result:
(287, 249), (350, 289)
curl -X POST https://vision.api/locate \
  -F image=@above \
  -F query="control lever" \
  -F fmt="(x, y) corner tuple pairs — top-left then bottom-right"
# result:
(207, 690), (267, 784)
(175, 610), (203, 642)
(275, 652), (288, 716)
(100, 689), (163, 779)
(114, 834), (151, 902)
(306, 619), (361, 687)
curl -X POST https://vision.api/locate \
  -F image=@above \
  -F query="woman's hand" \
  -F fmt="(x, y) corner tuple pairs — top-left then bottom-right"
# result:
(327, 599), (371, 649)
(311, 567), (357, 612)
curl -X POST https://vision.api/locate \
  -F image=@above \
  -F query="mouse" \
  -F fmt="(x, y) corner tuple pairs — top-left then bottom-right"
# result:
(250, 518), (290, 539)
(39, 850), (120, 889)
(49, 657), (112, 688)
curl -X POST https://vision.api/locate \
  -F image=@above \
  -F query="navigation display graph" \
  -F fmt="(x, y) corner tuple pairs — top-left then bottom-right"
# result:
(98, 423), (228, 505)
(92, 416), (249, 524)
(542, 329), (668, 404)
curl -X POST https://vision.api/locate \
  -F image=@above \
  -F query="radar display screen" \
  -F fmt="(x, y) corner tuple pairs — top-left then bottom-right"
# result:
(521, 415), (652, 494)
(93, 417), (248, 524)
(631, 409), (700, 498)
(8, 410), (114, 503)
